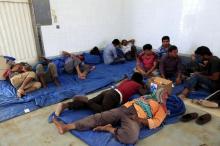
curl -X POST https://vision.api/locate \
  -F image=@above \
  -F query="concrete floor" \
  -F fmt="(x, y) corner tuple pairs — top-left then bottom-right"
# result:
(0, 90), (220, 146)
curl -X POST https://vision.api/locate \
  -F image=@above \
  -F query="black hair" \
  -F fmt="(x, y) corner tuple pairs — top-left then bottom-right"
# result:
(112, 39), (120, 46)
(131, 72), (143, 84)
(195, 46), (212, 56)
(162, 36), (170, 41)
(143, 44), (152, 51)
(168, 45), (178, 52)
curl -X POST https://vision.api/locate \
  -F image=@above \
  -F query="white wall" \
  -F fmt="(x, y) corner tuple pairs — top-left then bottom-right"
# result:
(123, 0), (220, 56)
(42, 0), (220, 57)
(41, 0), (124, 57)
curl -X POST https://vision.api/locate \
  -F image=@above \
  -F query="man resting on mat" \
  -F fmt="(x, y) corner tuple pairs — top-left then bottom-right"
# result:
(55, 72), (147, 115)
(52, 88), (168, 144)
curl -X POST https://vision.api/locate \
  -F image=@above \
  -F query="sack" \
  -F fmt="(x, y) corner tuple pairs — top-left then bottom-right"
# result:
(0, 56), (10, 80)
(148, 77), (173, 95)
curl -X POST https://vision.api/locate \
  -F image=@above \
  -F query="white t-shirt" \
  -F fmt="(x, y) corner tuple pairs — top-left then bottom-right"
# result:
(122, 43), (132, 53)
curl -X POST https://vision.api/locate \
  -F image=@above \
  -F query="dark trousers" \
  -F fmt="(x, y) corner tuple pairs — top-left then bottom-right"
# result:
(74, 106), (142, 144)
(185, 74), (215, 92)
(68, 89), (121, 113)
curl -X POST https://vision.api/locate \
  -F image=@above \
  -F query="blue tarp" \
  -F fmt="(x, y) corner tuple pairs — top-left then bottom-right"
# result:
(0, 58), (210, 122)
(48, 95), (185, 146)
(0, 61), (135, 122)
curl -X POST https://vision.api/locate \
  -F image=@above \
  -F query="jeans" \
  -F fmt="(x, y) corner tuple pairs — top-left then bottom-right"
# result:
(185, 74), (213, 92)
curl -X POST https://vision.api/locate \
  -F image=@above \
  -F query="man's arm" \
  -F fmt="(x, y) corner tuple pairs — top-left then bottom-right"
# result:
(140, 105), (166, 129)
(146, 60), (157, 75)
(159, 57), (165, 78)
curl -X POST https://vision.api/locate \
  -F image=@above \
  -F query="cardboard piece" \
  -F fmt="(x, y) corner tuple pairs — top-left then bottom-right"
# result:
(148, 77), (173, 95)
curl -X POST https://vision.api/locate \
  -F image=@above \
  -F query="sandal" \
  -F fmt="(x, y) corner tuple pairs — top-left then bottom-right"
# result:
(180, 112), (198, 122)
(196, 113), (211, 125)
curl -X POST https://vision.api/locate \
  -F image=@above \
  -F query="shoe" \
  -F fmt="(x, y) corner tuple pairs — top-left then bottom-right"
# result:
(195, 113), (211, 125)
(180, 113), (198, 122)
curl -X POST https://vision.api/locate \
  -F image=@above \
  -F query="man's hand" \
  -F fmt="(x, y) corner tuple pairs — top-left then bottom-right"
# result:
(176, 77), (181, 85)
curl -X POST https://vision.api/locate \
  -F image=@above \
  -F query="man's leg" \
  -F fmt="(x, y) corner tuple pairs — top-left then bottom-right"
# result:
(36, 64), (47, 88)
(55, 96), (89, 116)
(24, 81), (41, 93)
(52, 107), (123, 134)
(17, 71), (38, 97)
(179, 74), (213, 98)
(87, 89), (120, 113)
(94, 106), (141, 144)
(111, 57), (126, 65)
(48, 62), (60, 86)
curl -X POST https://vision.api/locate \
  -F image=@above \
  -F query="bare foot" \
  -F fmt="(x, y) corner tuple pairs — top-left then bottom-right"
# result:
(78, 73), (86, 80)
(17, 88), (25, 98)
(178, 94), (187, 100)
(55, 103), (65, 116)
(52, 117), (68, 134)
(93, 124), (114, 132)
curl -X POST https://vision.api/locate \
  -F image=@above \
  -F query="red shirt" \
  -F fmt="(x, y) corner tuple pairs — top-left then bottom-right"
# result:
(138, 52), (157, 70)
(116, 79), (142, 103)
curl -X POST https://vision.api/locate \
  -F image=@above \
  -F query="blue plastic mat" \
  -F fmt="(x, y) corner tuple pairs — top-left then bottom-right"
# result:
(48, 95), (185, 146)
(0, 61), (135, 122)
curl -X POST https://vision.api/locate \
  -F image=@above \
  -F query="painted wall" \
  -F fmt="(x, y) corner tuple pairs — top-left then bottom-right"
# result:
(42, 0), (220, 57)
(41, 0), (124, 57)
(123, 0), (220, 56)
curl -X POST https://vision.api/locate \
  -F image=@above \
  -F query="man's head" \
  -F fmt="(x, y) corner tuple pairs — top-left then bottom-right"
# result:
(168, 45), (178, 58)
(143, 44), (153, 55)
(162, 36), (170, 48)
(112, 39), (120, 48)
(131, 72), (143, 84)
(121, 40), (128, 46)
(195, 46), (212, 61)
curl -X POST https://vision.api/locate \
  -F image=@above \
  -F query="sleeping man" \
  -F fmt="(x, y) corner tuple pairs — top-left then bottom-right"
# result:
(52, 88), (168, 144)
(55, 72), (147, 115)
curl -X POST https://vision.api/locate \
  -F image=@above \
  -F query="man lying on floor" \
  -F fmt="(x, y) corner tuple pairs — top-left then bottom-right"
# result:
(52, 88), (168, 144)
(4, 63), (41, 98)
(55, 72), (147, 116)
(36, 56), (60, 88)
(62, 51), (95, 79)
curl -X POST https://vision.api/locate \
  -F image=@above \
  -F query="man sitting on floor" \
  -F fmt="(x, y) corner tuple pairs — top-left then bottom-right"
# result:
(157, 36), (171, 59)
(55, 72), (147, 116)
(35, 56), (60, 88)
(5, 63), (41, 98)
(103, 39), (125, 64)
(159, 45), (182, 84)
(178, 46), (220, 99)
(135, 44), (158, 77)
(52, 88), (168, 144)
(62, 51), (95, 79)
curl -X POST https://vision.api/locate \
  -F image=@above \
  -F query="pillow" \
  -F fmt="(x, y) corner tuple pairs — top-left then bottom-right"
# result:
(83, 53), (102, 64)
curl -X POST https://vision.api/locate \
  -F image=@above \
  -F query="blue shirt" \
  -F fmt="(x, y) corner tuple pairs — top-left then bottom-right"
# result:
(157, 46), (169, 58)
(103, 44), (118, 64)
